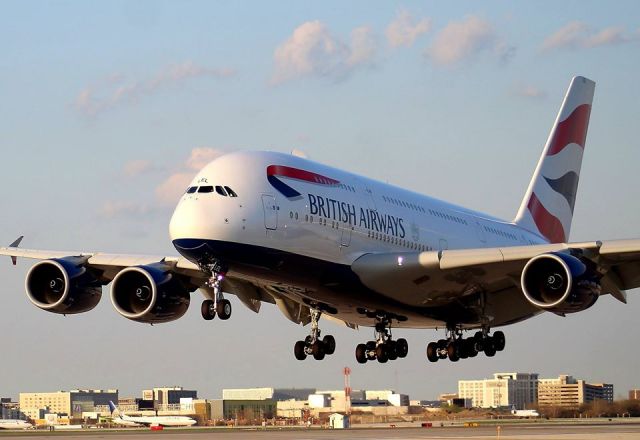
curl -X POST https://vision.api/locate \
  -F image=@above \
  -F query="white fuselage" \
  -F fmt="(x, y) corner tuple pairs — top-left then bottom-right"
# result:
(169, 151), (548, 328)
(170, 151), (545, 260)
(0, 419), (32, 429)
(115, 414), (196, 427)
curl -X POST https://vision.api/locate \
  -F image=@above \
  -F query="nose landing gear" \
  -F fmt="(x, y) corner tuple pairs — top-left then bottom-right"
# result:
(294, 309), (336, 361)
(199, 261), (232, 321)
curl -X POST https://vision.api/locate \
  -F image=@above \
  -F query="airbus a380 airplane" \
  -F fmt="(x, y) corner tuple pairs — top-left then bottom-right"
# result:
(2, 76), (638, 365)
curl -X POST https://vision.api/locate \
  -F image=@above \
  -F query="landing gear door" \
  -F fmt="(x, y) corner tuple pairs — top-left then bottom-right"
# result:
(261, 194), (278, 230)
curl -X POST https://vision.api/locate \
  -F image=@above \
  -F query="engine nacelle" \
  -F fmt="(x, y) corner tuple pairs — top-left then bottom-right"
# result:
(521, 252), (600, 314)
(110, 264), (191, 324)
(26, 257), (103, 314)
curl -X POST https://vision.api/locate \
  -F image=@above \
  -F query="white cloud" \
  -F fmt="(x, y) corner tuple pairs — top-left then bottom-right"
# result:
(427, 16), (514, 66)
(271, 20), (377, 84)
(513, 83), (547, 99)
(75, 62), (236, 116)
(541, 22), (638, 51)
(155, 148), (225, 206)
(385, 9), (431, 48)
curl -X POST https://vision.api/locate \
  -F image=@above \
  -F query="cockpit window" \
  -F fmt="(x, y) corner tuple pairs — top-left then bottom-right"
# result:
(224, 186), (238, 197)
(186, 187), (198, 194)
(198, 186), (214, 193)
(215, 185), (228, 196)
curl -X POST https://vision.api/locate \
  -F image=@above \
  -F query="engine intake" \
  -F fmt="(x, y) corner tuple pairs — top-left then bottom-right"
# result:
(111, 264), (191, 324)
(26, 257), (103, 314)
(521, 252), (600, 314)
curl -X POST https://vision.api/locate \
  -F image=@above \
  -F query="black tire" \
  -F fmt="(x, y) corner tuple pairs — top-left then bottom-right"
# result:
(493, 331), (506, 351)
(217, 299), (232, 320)
(376, 345), (388, 363)
(323, 335), (336, 355)
(447, 341), (459, 362)
(396, 338), (409, 358)
(201, 300), (216, 320)
(305, 335), (313, 345)
(426, 342), (439, 362)
(355, 343), (368, 364)
(366, 341), (376, 351)
(294, 341), (307, 360)
(387, 341), (398, 361)
(467, 339), (478, 358)
(484, 338), (497, 357)
(311, 341), (325, 360)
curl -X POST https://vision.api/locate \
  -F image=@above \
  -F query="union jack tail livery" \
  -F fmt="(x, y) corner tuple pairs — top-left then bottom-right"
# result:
(514, 76), (595, 243)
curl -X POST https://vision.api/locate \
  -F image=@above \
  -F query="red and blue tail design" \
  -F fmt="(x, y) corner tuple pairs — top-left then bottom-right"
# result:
(515, 76), (595, 243)
(267, 164), (340, 199)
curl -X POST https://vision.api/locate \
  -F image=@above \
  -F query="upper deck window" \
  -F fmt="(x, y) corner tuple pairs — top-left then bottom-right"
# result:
(198, 186), (214, 193)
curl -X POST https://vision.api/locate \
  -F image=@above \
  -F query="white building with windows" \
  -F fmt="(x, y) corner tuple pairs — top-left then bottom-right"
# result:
(458, 373), (539, 409)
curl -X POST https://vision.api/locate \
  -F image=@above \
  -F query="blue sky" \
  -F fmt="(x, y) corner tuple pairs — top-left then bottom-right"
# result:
(1, 1), (639, 401)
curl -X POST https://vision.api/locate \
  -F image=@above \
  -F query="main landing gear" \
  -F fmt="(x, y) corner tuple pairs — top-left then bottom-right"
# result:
(199, 261), (232, 321)
(355, 315), (408, 364)
(426, 326), (505, 362)
(294, 309), (336, 361)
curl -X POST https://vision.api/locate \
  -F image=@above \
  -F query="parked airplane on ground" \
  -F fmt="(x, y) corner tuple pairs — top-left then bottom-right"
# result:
(108, 401), (196, 427)
(511, 406), (540, 418)
(0, 419), (32, 429)
(1, 76), (638, 365)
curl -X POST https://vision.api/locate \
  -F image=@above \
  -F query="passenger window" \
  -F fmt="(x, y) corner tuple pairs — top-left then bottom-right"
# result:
(186, 187), (198, 194)
(224, 186), (238, 197)
(215, 186), (228, 196)
(198, 186), (214, 193)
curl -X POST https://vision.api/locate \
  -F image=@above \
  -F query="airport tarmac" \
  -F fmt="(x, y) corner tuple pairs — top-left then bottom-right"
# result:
(2, 423), (640, 439)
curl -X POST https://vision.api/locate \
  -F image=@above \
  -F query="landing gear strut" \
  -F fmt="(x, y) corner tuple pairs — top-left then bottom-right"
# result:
(199, 261), (232, 321)
(294, 309), (336, 361)
(426, 325), (505, 362)
(355, 314), (408, 364)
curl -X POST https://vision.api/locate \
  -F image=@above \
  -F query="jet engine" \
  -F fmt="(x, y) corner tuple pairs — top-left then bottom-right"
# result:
(110, 264), (191, 324)
(521, 252), (601, 314)
(26, 257), (103, 314)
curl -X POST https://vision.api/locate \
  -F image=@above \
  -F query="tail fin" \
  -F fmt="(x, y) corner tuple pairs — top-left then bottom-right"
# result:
(514, 76), (595, 243)
(108, 401), (120, 417)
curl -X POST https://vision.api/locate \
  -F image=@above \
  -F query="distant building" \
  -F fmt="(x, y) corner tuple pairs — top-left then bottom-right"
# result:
(537, 375), (613, 407)
(629, 389), (640, 400)
(19, 389), (118, 419)
(221, 388), (315, 401)
(141, 387), (197, 409)
(458, 373), (539, 409)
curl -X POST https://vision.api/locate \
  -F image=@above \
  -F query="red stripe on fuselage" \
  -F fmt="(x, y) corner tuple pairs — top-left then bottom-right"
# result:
(527, 193), (566, 243)
(266, 165), (339, 185)
(547, 104), (591, 156)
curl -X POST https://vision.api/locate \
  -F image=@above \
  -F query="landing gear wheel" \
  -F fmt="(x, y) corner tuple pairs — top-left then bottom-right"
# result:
(396, 338), (409, 358)
(386, 341), (398, 361)
(201, 300), (216, 320)
(467, 338), (478, 358)
(294, 341), (307, 360)
(311, 341), (325, 360)
(447, 341), (459, 362)
(437, 340), (448, 359)
(376, 345), (388, 363)
(322, 335), (336, 355)
(366, 341), (376, 351)
(484, 339), (497, 357)
(426, 342), (439, 362)
(217, 299), (232, 320)
(493, 331), (506, 351)
(355, 343), (368, 364)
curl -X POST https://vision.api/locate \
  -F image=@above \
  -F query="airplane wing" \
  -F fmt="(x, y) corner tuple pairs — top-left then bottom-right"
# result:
(351, 239), (640, 308)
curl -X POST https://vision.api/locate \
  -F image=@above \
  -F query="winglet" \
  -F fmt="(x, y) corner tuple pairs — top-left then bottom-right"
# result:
(8, 236), (23, 266)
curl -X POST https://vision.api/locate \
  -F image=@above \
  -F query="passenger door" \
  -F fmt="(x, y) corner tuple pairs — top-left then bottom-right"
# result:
(261, 194), (278, 230)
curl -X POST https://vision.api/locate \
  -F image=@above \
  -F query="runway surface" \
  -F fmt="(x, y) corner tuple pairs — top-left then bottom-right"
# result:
(2, 423), (640, 439)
